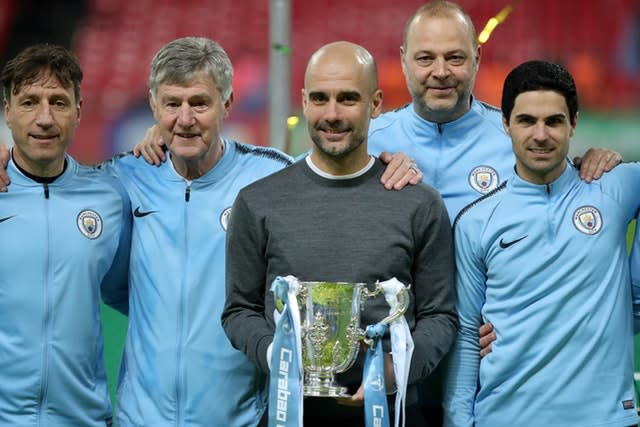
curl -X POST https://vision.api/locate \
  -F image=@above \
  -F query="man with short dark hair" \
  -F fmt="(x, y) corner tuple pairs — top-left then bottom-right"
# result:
(0, 43), (131, 427)
(443, 60), (640, 427)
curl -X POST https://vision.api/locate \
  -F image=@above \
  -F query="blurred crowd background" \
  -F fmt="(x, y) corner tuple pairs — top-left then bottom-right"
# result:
(0, 0), (639, 162)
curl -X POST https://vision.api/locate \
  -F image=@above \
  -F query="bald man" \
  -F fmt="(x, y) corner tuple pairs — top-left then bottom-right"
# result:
(222, 41), (456, 426)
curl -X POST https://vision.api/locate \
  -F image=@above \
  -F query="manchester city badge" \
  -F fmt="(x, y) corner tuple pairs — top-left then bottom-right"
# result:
(77, 209), (103, 239)
(572, 206), (603, 235)
(469, 166), (499, 194)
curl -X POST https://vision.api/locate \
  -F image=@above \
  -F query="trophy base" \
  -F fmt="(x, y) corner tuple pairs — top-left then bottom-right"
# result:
(304, 371), (352, 397)
(303, 384), (351, 398)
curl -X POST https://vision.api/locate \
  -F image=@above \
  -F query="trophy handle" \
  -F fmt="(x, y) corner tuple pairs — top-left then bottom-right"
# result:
(359, 283), (411, 325)
(360, 284), (384, 301)
(362, 285), (410, 347)
(378, 285), (410, 326)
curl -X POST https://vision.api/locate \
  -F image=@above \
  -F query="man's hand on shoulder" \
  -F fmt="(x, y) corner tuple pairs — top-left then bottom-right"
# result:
(379, 151), (422, 190)
(133, 125), (166, 166)
(0, 143), (10, 192)
(574, 148), (622, 183)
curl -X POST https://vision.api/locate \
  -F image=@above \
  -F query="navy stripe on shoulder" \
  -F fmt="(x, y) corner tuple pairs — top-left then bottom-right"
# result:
(113, 150), (134, 160)
(232, 141), (293, 166)
(567, 158), (579, 170)
(453, 180), (508, 228)
(93, 150), (135, 170)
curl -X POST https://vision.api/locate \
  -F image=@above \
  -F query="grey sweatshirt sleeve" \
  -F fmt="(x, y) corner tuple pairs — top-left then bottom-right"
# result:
(408, 191), (458, 384)
(221, 190), (273, 374)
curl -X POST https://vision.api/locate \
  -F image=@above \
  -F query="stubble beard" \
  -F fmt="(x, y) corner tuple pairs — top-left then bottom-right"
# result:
(310, 132), (365, 159)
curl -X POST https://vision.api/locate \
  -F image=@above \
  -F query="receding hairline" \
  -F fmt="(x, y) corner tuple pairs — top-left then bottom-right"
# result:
(304, 41), (378, 93)
(402, 1), (478, 51)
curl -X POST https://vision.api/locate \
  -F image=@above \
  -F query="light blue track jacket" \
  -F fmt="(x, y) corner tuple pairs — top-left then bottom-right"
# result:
(368, 99), (513, 220)
(629, 214), (640, 333)
(0, 155), (131, 427)
(444, 162), (640, 427)
(107, 140), (291, 427)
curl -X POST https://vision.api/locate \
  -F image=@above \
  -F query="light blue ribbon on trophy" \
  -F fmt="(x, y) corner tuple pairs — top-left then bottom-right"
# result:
(364, 321), (391, 427)
(376, 278), (415, 427)
(269, 276), (303, 427)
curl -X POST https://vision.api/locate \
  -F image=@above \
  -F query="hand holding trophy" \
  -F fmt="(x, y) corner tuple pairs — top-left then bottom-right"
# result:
(269, 276), (411, 427)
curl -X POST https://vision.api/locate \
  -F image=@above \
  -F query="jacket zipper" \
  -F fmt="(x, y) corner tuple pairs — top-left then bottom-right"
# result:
(37, 184), (51, 425)
(176, 181), (191, 425)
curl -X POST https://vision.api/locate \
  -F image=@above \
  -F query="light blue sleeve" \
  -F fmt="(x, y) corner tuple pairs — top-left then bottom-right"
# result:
(601, 162), (640, 220)
(443, 220), (487, 427)
(100, 180), (132, 315)
(90, 151), (136, 178)
(603, 163), (640, 333)
(629, 218), (640, 333)
(85, 155), (133, 314)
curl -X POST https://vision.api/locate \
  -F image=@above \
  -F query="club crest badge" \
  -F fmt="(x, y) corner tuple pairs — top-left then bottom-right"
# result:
(77, 209), (103, 239)
(220, 207), (232, 231)
(572, 206), (602, 235)
(469, 166), (499, 194)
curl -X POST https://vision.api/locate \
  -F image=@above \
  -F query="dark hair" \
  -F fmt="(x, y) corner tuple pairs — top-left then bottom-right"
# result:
(1, 43), (83, 103)
(501, 60), (578, 124)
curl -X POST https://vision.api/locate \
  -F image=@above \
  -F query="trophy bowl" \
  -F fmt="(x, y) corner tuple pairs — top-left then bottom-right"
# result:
(296, 281), (367, 397)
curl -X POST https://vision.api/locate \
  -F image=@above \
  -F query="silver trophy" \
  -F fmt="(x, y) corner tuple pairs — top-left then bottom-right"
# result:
(290, 280), (409, 397)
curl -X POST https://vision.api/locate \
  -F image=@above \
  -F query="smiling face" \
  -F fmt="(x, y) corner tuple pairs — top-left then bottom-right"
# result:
(302, 42), (382, 174)
(3, 71), (80, 177)
(401, 10), (479, 123)
(150, 72), (232, 170)
(504, 90), (576, 184)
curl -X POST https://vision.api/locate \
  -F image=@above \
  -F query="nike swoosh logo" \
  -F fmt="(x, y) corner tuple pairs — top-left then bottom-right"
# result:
(499, 235), (528, 249)
(133, 207), (156, 218)
(0, 215), (14, 223)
